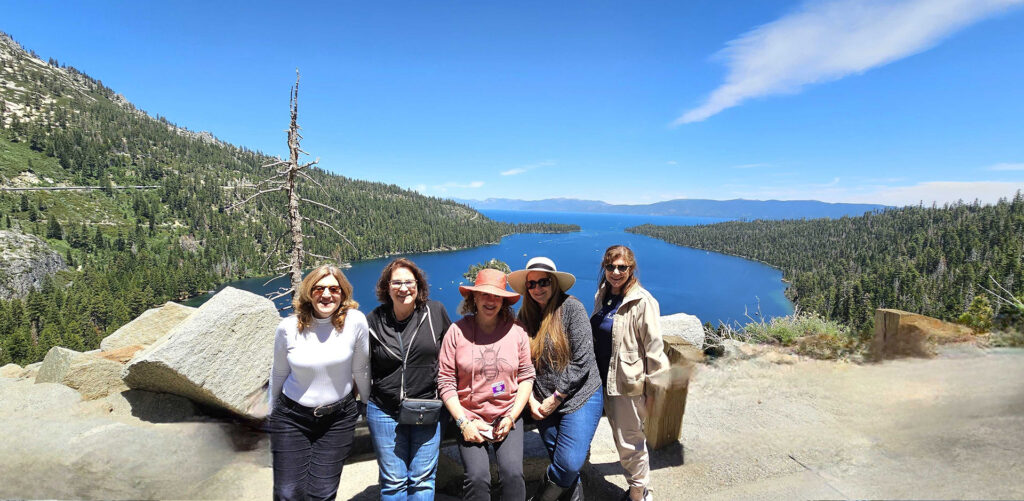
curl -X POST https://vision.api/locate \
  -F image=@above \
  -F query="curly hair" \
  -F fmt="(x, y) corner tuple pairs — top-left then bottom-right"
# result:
(374, 258), (430, 307)
(599, 244), (639, 294)
(293, 265), (359, 332)
(458, 292), (515, 323)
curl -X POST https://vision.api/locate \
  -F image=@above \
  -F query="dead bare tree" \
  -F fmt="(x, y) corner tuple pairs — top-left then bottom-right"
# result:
(227, 70), (354, 300)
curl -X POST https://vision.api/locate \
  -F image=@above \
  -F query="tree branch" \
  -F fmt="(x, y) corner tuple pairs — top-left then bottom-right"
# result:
(227, 186), (286, 212)
(299, 197), (344, 216)
(303, 216), (356, 249)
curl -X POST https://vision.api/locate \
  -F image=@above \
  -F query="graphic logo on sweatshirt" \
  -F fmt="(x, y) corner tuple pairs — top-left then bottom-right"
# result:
(474, 345), (512, 382)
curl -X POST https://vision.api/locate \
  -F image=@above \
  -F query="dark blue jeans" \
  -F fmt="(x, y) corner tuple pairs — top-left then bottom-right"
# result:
(535, 388), (604, 488)
(268, 394), (358, 501)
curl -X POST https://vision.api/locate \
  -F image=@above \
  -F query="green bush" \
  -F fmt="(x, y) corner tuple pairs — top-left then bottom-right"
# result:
(742, 312), (862, 359)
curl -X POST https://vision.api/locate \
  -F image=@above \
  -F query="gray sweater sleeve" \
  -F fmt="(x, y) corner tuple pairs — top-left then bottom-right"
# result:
(555, 297), (597, 396)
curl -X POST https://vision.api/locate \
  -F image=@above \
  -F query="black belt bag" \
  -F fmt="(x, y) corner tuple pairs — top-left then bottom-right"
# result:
(396, 305), (442, 426)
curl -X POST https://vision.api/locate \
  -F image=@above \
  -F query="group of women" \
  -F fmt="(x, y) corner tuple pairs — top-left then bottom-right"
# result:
(267, 245), (671, 501)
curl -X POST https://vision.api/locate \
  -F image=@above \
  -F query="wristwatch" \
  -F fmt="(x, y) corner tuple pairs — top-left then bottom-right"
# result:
(455, 417), (469, 430)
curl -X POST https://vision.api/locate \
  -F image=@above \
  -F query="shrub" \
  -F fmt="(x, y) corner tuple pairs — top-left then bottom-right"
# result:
(742, 311), (862, 360)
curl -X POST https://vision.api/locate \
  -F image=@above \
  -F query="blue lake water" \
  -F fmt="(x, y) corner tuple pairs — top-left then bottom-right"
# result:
(186, 210), (793, 326)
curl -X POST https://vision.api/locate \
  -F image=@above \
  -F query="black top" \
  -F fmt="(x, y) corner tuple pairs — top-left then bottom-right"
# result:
(590, 292), (622, 389)
(366, 300), (452, 413)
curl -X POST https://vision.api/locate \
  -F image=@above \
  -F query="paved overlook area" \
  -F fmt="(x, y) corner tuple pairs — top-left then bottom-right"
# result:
(2, 343), (1022, 500)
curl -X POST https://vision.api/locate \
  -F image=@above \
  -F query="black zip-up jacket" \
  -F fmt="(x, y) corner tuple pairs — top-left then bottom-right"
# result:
(366, 300), (452, 414)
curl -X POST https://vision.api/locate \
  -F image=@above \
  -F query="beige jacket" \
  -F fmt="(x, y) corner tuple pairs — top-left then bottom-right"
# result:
(593, 283), (671, 397)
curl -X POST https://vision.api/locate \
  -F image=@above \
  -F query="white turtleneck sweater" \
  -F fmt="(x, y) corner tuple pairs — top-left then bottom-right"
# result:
(269, 310), (370, 409)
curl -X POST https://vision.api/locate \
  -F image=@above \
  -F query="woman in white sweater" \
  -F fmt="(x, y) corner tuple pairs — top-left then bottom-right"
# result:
(268, 265), (370, 501)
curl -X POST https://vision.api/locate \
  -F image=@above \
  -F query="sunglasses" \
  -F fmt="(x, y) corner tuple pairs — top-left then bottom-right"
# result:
(604, 264), (630, 273)
(525, 277), (552, 290)
(312, 285), (342, 295)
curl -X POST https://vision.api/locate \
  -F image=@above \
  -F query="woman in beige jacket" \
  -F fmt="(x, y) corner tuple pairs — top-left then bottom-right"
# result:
(590, 245), (670, 501)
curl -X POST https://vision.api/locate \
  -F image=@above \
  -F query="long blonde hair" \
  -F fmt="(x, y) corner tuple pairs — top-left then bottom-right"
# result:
(517, 273), (571, 372)
(293, 265), (359, 332)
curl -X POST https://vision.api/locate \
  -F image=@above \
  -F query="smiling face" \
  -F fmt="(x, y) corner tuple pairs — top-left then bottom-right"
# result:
(312, 274), (342, 319)
(388, 266), (417, 310)
(473, 291), (504, 323)
(604, 257), (631, 295)
(526, 271), (553, 308)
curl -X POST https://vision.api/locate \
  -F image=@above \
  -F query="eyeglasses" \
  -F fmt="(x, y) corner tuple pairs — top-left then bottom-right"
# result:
(389, 280), (417, 289)
(604, 264), (630, 273)
(525, 277), (552, 290)
(312, 285), (342, 295)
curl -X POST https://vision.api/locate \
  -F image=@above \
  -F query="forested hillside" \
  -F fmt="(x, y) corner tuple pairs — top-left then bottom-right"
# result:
(0, 32), (576, 365)
(630, 196), (1024, 332)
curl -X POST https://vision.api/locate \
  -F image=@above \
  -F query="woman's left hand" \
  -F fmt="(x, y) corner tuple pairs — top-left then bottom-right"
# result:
(492, 416), (514, 442)
(538, 394), (560, 417)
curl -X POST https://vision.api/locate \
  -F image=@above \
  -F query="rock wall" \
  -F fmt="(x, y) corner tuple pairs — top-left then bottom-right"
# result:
(0, 229), (66, 299)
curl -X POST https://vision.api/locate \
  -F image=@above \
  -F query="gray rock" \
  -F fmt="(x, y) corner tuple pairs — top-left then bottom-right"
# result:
(0, 380), (81, 417)
(77, 389), (198, 423)
(122, 287), (279, 419)
(35, 346), (81, 384)
(19, 361), (41, 380)
(100, 302), (196, 351)
(0, 229), (66, 300)
(0, 363), (22, 378)
(63, 355), (129, 400)
(661, 312), (706, 348)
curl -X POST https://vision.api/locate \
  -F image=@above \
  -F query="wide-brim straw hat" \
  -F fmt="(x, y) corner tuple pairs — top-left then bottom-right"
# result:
(508, 256), (576, 295)
(458, 268), (520, 304)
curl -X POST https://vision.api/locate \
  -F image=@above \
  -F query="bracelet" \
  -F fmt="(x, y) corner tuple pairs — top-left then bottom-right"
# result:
(552, 392), (565, 402)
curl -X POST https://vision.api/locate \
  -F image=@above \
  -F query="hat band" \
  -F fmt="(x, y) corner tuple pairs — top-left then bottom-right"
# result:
(527, 263), (555, 272)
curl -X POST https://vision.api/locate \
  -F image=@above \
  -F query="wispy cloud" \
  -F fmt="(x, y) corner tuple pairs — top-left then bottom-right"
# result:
(733, 163), (771, 169)
(675, 0), (1023, 125)
(501, 160), (555, 176)
(666, 161), (678, 166)
(988, 162), (1024, 171)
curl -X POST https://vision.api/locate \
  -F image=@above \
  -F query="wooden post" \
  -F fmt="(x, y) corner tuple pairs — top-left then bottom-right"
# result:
(643, 335), (703, 450)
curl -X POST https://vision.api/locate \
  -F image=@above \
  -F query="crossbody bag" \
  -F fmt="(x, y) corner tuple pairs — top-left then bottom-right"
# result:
(397, 305), (443, 425)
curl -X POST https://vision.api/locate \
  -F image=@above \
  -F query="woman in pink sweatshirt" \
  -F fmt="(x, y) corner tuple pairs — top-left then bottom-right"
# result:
(438, 268), (536, 501)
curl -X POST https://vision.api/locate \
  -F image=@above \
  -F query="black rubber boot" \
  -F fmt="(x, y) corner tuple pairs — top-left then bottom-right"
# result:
(529, 472), (566, 501)
(560, 478), (583, 501)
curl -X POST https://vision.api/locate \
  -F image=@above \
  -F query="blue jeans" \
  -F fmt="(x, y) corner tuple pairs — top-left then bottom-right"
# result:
(535, 388), (604, 488)
(365, 401), (441, 501)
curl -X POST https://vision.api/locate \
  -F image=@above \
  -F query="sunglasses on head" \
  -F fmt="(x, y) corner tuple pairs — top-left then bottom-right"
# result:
(312, 285), (342, 295)
(525, 277), (552, 290)
(604, 264), (630, 273)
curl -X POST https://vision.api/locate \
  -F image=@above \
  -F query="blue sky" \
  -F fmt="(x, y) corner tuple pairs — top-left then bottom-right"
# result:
(4, 0), (1024, 206)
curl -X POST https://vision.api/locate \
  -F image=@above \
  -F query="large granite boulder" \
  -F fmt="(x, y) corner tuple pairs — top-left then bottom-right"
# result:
(0, 229), (66, 300)
(0, 363), (22, 378)
(122, 287), (279, 419)
(661, 312), (706, 348)
(872, 308), (975, 360)
(100, 302), (195, 351)
(35, 346), (82, 384)
(98, 344), (145, 364)
(63, 355), (129, 400)
(77, 389), (198, 423)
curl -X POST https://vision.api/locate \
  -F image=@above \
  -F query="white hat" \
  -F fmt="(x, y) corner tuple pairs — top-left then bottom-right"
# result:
(507, 257), (576, 295)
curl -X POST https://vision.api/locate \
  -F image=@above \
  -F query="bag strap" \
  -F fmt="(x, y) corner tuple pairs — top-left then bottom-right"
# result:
(399, 305), (433, 401)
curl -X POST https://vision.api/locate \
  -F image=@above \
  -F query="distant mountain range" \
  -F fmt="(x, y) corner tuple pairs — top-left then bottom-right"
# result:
(455, 197), (892, 220)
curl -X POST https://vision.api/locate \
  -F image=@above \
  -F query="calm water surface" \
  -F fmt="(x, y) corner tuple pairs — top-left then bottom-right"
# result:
(186, 210), (793, 326)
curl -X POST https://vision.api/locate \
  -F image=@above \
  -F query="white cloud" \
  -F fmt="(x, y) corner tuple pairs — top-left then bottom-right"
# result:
(988, 162), (1024, 171)
(500, 160), (555, 176)
(675, 0), (1024, 125)
(857, 181), (1024, 206)
(666, 160), (678, 165)
(733, 163), (771, 169)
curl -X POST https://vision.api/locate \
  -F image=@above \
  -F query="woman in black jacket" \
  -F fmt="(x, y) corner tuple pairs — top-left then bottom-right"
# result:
(366, 258), (452, 501)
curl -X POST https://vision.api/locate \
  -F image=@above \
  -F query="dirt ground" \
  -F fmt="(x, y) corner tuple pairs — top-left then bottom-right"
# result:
(3, 343), (1022, 500)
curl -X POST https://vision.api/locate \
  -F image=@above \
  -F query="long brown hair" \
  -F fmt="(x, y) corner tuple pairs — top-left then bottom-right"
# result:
(293, 265), (359, 332)
(517, 272), (571, 371)
(374, 257), (430, 307)
(599, 245), (639, 294)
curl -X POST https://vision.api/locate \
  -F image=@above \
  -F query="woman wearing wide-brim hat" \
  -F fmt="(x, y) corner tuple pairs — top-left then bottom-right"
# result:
(509, 257), (603, 501)
(437, 267), (536, 501)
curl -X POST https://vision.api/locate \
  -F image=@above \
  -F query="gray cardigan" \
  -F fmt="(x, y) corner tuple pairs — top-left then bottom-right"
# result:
(531, 296), (602, 415)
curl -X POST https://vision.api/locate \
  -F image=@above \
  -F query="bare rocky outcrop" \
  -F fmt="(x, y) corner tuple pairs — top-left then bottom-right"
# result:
(0, 363), (22, 378)
(99, 302), (195, 351)
(35, 346), (81, 384)
(122, 287), (279, 419)
(661, 312), (706, 347)
(0, 230), (66, 300)
(35, 347), (128, 400)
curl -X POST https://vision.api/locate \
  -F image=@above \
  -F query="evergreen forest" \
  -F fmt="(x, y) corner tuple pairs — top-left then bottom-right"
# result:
(629, 196), (1024, 333)
(0, 33), (576, 365)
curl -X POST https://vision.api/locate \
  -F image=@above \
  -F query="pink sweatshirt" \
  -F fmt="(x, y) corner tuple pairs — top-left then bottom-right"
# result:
(438, 317), (536, 423)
